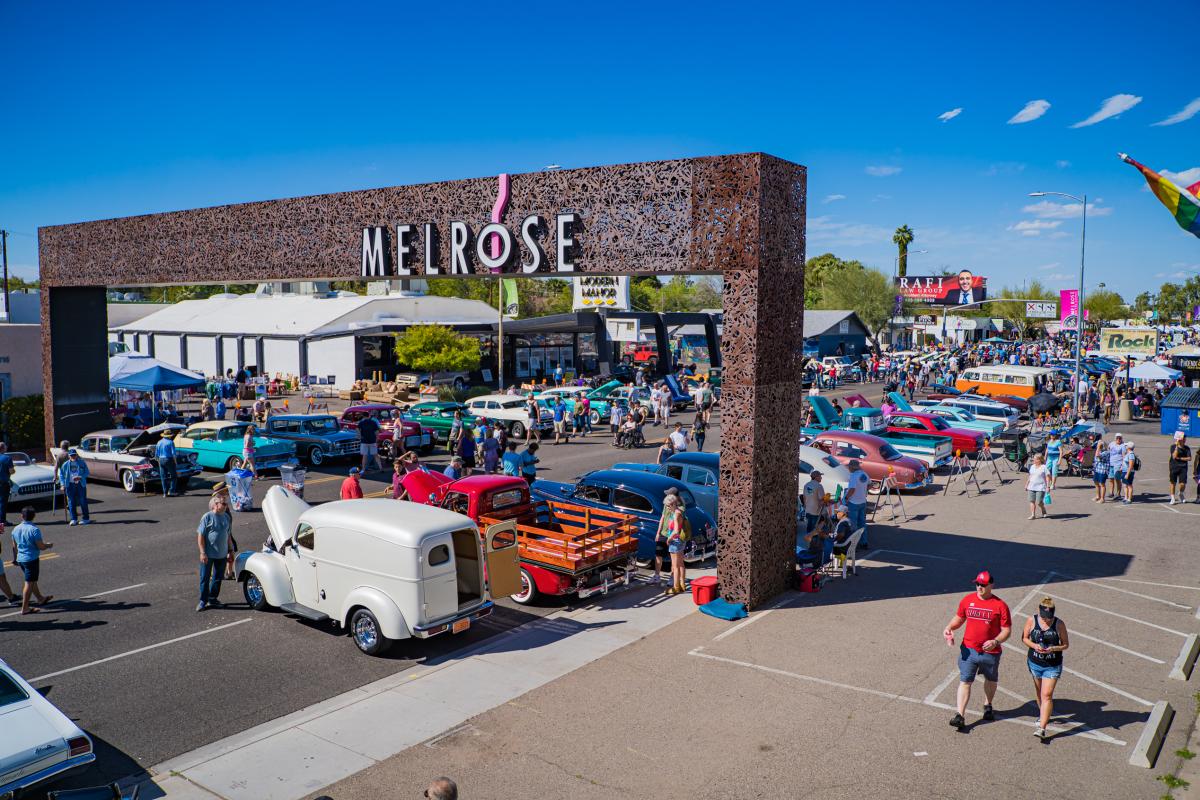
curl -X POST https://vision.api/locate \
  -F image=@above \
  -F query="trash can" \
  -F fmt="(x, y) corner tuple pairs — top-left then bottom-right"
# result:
(279, 462), (306, 499)
(225, 468), (255, 512)
(691, 575), (719, 605)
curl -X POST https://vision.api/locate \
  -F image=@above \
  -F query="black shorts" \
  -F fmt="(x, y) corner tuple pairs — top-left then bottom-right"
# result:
(655, 540), (670, 558)
(700, 401), (712, 411)
(1169, 465), (1187, 483)
(17, 560), (39, 582)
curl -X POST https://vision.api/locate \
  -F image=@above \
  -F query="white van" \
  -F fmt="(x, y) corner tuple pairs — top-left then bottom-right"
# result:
(235, 488), (521, 655)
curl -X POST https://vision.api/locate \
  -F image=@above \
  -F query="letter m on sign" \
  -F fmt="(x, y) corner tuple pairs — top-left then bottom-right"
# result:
(361, 226), (389, 277)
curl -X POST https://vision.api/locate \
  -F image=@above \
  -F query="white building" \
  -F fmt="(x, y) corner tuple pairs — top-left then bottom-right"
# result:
(109, 293), (497, 388)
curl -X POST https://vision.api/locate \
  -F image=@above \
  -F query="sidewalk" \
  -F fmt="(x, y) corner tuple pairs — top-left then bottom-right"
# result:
(136, 574), (710, 800)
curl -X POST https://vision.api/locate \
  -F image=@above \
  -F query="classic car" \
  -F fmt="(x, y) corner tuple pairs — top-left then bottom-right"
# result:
(531, 469), (717, 563)
(235, 487), (520, 655)
(797, 444), (851, 499)
(922, 396), (1019, 430)
(76, 426), (202, 493)
(4, 454), (58, 506)
(401, 401), (477, 448)
(536, 386), (615, 426)
(339, 404), (433, 456)
(883, 411), (985, 456)
(263, 414), (360, 466)
(803, 398), (953, 470)
(175, 421), (296, 472)
(804, 430), (932, 491)
(400, 472), (639, 605)
(890, 393), (1006, 439)
(464, 395), (554, 438)
(820, 356), (863, 382)
(603, 385), (657, 416)
(927, 390), (1030, 413)
(611, 452), (719, 520)
(0, 657), (95, 798)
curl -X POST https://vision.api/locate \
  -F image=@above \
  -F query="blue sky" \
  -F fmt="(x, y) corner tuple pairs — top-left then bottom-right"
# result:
(2, 0), (1197, 299)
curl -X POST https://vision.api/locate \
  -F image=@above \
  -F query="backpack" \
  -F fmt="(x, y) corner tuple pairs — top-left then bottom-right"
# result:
(678, 514), (692, 542)
(1133, 455), (1142, 472)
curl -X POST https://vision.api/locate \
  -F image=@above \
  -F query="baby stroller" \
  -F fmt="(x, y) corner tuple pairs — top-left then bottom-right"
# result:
(615, 424), (645, 450)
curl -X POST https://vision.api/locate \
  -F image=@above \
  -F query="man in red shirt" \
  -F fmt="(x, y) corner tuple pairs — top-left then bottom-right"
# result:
(340, 467), (364, 500)
(943, 570), (1012, 729)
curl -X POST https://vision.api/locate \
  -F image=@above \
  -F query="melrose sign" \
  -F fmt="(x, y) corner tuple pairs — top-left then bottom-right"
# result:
(360, 214), (582, 278)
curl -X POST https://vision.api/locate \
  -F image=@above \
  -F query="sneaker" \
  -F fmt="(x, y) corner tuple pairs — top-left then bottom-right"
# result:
(982, 704), (995, 721)
(1028, 514), (1035, 520)
(948, 713), (965, 729)
(195, 602), (206, 612)
(1034, 726), (1047, 739)
(208, 599), (223, 608)
(68, 520), (77, 526)
(80, 519), (92, 525)
(1169, 497), (1176, 505)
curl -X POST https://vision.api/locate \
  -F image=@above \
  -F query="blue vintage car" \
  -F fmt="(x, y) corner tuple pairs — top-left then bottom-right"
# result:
(531, 469), (717, 563)
(611, 452), (719, 521)
(262, 414), (360, 466)
(176, 421), (296, 472)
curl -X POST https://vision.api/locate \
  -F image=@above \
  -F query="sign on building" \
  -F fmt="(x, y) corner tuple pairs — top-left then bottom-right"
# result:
(1099, 327), (1159, 357)
(1025, 301), (1057, 319)
(573, 276), (630, 311)
(895, 271), (987, 306)
(605, 318), (640, 343)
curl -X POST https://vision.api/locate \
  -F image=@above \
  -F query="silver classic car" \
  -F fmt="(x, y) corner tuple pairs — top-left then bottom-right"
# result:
(76, 428), (202, 493)
(5, 454), (57, 505)
(262, 414), (360, 466)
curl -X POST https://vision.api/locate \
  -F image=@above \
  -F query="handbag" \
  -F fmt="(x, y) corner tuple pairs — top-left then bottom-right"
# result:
(1043, 490), (1053, 506)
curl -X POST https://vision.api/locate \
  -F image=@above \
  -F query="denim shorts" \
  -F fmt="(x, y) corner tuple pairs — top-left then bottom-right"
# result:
(16, 560), (39, 582)
(1107, 465), (1119, 479)
(1027, 489), (1045, 503)
(1092, 471), (1106, 486)
(668, 539), (685, 554)
(957, 646), (1000, 683)
(1027, 660), (1062, 680)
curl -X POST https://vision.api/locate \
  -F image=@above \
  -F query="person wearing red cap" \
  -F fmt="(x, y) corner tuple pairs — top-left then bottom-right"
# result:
(942, 571), (1011, 729)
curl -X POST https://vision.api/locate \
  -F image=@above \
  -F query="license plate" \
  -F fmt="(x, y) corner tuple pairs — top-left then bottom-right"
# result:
(452, 618), (470, 634)
(406, 436), (420, 447)
(422, 435), (431, 445)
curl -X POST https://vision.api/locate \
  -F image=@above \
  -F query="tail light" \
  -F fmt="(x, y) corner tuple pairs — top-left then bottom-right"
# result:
(68, 735), (92, 757)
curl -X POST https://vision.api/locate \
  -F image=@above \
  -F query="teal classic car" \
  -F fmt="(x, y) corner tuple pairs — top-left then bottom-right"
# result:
(175, 420), (297, 471)
(401, 401), (478, 448)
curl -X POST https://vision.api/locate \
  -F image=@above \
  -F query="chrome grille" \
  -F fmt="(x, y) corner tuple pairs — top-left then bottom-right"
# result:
(17, 482), (54, 495)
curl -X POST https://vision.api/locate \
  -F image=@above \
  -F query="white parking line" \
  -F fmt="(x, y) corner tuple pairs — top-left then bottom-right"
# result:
(1001, 643), (1155, 708)
(710, 592), (802, 643)
(1013, 611), (1165, 665)
(30, 619), (252, 683)
(1102, 578), (1200, 592)
(1049, 572), (1192, 611)
(922, 698), (1127, 746)
(924, 670), (959, 704)
(0, 582), (148, 620)
(1049, 594), (1190, 638)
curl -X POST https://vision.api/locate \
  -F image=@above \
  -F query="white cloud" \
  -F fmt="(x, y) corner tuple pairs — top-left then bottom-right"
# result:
(1009, 220), (1063, 236)
(1008, 100), (1051, 124)
(1022, 200), (1113, 219)
(938, 108), (963, 122)
(807, 215), (892, 247)
(1152, 98), (1200, 126)
(1162, 167), (1200, 189)
(1038, 262), (1061, 271)
(1071, 94), (1143, 128)
(865, 165), (902, 177)
(822, 194), (846, 204)
(1056, 160), (1071, 169)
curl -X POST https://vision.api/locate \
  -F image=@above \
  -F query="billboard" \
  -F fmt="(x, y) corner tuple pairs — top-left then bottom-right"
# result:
(895, 271), (987, 306)
(1099, 327), (1158, 357)
(1026, 301), (1057, 319)
(573, 276), (630, 311)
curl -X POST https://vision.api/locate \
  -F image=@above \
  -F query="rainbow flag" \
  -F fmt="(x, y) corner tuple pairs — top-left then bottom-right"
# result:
(1119, 153), (1200, 238)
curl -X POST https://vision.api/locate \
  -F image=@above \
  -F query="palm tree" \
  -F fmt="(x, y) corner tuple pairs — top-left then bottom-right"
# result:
(892, 225), (915, 278)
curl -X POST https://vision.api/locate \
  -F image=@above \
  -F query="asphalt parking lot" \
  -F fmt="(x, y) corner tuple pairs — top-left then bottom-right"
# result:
(1, 405), (725, 791)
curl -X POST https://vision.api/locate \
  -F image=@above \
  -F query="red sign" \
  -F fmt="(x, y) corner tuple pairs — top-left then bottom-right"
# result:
(895, 272), (987, 306)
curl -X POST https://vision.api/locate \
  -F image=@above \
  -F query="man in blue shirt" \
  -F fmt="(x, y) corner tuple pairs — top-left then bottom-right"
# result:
(57, 449), (91, 526)
(552, 398), (567, 445)
(501, 441), (522, 476)
(155, 430), (179, 497)
(0, 442), (15, 532)
(12, 506), (53, 615)
(519, 442), (540, 485)
(443, 457), (465, 480)
(358, 411), (382, 473)
(554, 364), (564, 386)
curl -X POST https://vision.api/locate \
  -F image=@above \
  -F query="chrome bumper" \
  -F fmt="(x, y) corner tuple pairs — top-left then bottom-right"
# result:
(574, 558), (637, 599)
(412, 601), (494, 639)
(0, 751), (96, 799)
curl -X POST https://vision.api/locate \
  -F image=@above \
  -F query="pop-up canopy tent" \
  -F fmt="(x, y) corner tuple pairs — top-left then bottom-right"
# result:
(109, 353), (205, 391)
(1125, 361), (1182, 382)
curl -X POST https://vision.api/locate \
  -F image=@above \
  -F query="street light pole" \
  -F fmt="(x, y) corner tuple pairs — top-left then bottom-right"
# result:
(1030, 190), (1088, 407)
(891, 249), (927, 350)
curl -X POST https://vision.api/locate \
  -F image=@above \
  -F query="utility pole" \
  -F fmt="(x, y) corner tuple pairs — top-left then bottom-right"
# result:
(1, 229), (9, 323)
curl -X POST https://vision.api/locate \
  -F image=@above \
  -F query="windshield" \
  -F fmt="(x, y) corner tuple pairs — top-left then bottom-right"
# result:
(929, 417), (950, 431)
(375, 409), (399, 421)
(224, 425), (250, 439)
(9, 453), (32, 466)
(0, 671), (30, 708)
(305, 417), (339, 433)
(879, 443), (903, 461)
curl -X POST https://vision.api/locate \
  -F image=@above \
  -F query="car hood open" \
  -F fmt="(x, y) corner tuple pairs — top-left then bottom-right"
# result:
(262, 486), (311, 551)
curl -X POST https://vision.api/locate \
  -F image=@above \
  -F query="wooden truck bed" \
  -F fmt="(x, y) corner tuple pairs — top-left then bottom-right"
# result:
(479, 500), (638, 574)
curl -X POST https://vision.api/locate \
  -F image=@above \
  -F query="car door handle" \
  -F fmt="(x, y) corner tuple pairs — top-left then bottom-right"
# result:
(309, 561), (316, 567)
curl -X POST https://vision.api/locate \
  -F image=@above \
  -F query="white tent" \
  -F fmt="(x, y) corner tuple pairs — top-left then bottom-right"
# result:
(1125, 361), (1182, 381)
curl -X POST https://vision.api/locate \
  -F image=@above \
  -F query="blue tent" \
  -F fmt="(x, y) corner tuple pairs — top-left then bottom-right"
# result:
(110, 363), (205, 391)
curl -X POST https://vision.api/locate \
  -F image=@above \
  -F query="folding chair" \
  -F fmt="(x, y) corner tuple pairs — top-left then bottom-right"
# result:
(830, 526), (866, 579)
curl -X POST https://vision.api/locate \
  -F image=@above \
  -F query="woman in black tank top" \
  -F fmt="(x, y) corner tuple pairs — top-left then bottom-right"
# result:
(1021, 597), (1070, 740)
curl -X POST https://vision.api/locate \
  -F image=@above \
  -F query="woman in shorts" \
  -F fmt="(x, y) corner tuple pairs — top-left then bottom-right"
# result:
(1022, 596), (1069, 739)
(1026, 453), (1049, 520)
(242, 425), (258, 480)
(1091, 437), (1108, 504)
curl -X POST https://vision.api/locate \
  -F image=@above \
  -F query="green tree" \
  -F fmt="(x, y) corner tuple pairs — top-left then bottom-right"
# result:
(1132, 291), (1154, 318)
(1084, 289), (1127, 327)
(804, 253), (869, 308)
(892, 225), (915, 278)
(816, 263), (902, 352)
(393, 324), (481, 374)
(991, 281), (1057, 338)
(1156, 283), (1187, 323)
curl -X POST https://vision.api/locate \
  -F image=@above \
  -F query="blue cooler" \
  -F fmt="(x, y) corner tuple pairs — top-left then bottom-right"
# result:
(225, 468), (255, 511)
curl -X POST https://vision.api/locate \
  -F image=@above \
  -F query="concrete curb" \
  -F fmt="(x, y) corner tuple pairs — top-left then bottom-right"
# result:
(1130, 700), (1174, 769)
(1171, 634), (1199, 681)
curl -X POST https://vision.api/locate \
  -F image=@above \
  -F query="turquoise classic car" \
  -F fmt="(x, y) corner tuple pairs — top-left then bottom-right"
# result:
(176, 420), (297, 472)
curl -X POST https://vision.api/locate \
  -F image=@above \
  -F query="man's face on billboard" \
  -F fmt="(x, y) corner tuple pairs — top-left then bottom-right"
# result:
(958, 272), (973, 292)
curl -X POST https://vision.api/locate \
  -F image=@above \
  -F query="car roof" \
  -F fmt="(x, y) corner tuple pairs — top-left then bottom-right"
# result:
(301, 499), (474, 546)
(84, 429), (143, 437)
(442, 474), (526, 493)
(813, 430), (887, 446)
(467, 394), (524, 403)
(187, 421), (244, 430)
(668, 451), (719, 468)
(583, 469), (691, 494)
(344, 404), (396, 411)
(269, 414), (337, 421)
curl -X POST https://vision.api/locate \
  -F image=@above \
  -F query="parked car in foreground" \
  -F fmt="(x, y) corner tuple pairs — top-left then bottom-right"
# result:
(804, 430), (931, 491)
(0, 657), (96, 798)
(611, 452), (719, 521)
(175, 421), (296, 472)
(263, 414), (360, 466)
(235, 487), (520, 655)
(797, 445), (851, 499)
(4, 453), (58, 506)
(76, 426), (202, 492)
(531, 469), (717, 563)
